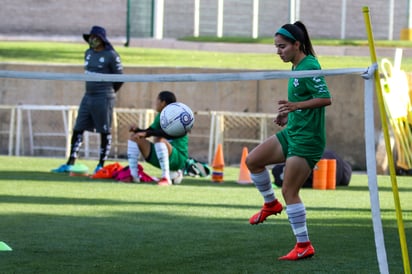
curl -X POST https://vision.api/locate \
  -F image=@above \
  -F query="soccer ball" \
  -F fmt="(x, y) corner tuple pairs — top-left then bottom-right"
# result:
(160, 102), (195, 137)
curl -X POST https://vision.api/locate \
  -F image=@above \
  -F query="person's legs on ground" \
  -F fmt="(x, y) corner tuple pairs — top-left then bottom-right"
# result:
(278, 156), (314, 261)
(246, 135), (286, 224)
(168, 148), (186, 185)
(92, 95), (114, 173)
(128, 134), (152, 182)
(51, 130), (83, 173)
(95, 133), (112, 173)
(248, 170), (283, 224)
(127, 139), (140, 182)
(155, 140), (172, 185)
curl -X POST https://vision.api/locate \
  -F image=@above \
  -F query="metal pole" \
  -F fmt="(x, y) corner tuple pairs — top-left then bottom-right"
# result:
(124, 0), (130, 47)
(363, 6), (410, 274)
(409, 0), (412, 28)
(340, 0), (347, 39)
(289, 0), (295, 23)
(194, 0), (200, 37)
(153, 0), (164, 40)
(388, 0), (394, 40)
(252, 0), (259, 39)
(217, 0), (224, 37)
(295, 0), (300, 21)
(364, 73), (389, 274)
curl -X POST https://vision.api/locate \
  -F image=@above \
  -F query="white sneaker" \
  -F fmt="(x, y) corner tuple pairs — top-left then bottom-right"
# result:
(130, 169), (140, 183)
(170, 170), (183, 185)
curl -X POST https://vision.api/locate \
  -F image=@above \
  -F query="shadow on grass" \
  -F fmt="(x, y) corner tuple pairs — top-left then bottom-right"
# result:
(2, 171), (411, 195)
(0, 194), (410, 215)
(0, 170), (258, 188)
(0, 170), (410, 273)
(2, 209), (408, 273)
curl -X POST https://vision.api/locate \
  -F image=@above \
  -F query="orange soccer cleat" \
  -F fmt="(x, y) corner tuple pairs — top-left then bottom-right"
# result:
(278, 242), (315, 261)
(249, 199), (283, 225)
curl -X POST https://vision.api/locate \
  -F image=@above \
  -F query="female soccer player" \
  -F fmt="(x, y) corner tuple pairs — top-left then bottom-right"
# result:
(246, 21), (332, 260)
(127, 91), (189, 186)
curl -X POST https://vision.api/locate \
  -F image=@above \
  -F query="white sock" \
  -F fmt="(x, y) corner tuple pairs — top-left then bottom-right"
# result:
(155, 142), (170, 180)
(127, 140), (140, 180)
(286, 203), (309, 243)
(250, 170), (276, 203)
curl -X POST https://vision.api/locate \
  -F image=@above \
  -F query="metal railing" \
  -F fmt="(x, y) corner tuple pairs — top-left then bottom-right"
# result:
(0, 104), (279, 165)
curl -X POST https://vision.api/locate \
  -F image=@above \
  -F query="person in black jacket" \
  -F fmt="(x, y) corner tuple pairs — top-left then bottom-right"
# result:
(52, 26), (123, 174)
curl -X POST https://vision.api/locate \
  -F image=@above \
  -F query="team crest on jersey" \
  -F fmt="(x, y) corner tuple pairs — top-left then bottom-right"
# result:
(293, 78), (299, 87)
(99, 57), (105, 63)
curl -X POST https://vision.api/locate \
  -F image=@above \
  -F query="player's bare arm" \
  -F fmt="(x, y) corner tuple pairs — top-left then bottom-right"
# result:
(277, 98), (331, 116)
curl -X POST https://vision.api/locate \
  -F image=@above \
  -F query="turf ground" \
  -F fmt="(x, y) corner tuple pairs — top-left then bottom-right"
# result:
(0, 156), (411, 273)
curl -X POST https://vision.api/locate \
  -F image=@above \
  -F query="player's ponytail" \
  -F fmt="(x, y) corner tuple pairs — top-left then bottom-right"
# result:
(293, 21), (316, 57)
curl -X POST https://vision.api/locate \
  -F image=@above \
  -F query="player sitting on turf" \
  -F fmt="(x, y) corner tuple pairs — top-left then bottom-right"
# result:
(127, 90), (189, 186)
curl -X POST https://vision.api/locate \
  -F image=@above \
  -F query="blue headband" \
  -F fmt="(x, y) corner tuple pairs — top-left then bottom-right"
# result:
(276, 27), (296, 41)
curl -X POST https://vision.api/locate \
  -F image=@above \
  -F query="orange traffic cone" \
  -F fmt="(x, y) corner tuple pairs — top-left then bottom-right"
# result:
(312, 159), (328, 190)
(238, 147), (252, 184)
(212, 144), (224, 183)
(326, 159), (337, 190)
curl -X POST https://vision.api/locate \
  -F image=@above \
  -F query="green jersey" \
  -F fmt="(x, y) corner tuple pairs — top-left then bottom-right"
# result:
(148, 113), (189, 170)
(284, 55), (331, 161)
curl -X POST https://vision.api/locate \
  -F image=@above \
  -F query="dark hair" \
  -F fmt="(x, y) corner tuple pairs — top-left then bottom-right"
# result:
(276, 21), (316, 57)
(158, 90), (177, 105)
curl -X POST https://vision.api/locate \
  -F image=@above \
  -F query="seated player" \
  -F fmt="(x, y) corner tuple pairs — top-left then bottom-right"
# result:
(127, 90), (189, 186)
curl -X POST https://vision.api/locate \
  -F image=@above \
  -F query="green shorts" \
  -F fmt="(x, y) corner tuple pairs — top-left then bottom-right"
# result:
(145, 143), (187, 170)
(276, 129), (323, 169)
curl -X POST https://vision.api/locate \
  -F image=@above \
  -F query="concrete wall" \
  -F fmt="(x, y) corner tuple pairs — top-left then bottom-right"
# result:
(0, 0), (408, 40)
(0, 64), (377, 170)
(0, 0), (127, 37)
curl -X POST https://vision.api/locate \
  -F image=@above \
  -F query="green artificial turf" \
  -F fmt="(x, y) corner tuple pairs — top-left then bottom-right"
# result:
(0, 156), (410, 273)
